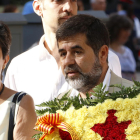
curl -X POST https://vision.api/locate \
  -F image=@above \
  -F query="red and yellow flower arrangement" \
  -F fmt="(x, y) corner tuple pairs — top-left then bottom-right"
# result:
(33, 82), (140, 140)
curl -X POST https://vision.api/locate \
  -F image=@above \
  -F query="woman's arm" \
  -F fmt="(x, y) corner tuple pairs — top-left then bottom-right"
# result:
(13, 94), (37, 140)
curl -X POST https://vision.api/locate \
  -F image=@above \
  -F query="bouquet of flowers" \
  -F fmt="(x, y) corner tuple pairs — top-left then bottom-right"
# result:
(33, 81), (140, 140)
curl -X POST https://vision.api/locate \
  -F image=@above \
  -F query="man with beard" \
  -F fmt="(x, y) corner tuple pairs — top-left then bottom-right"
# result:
(5, 0), (121, 105)
(56, 14), (133, 98)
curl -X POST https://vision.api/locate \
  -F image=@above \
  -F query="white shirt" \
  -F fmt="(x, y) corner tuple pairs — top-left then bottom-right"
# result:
(108, 50), (122, 77)
(4, 35), (121, 106)
(4, 35), (65, 106)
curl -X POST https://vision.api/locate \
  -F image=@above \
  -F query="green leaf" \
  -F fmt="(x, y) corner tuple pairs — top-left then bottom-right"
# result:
(32, 132), (43, 140)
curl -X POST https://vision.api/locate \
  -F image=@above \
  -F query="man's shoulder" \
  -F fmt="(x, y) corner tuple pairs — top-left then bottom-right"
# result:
(109, 71), (134, 93)
(121, 77), (134, 87)
(111, 70), (133, 86)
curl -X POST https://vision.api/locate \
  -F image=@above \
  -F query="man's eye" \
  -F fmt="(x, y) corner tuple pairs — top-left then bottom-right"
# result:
(75, 51), (81, 55)
(60, 52), (66, 57)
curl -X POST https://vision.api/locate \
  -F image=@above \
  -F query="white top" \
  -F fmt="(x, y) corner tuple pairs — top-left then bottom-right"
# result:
(4, 35), (121, 106)
(108, 50), (122, 77)
(0, 93), (21, 140)
(110, 47), (136, 72)
(4, 35), (65, 106)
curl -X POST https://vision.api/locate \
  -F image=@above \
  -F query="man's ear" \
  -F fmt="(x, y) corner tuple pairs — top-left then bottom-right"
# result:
(98, 45), (108, 64)
(3, 55), (9, 70)
(33, 0), (43, 17)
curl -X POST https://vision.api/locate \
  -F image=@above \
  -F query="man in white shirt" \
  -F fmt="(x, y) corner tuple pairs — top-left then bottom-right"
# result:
(4, 0), (121, 105)
(56, 14), (133, 99)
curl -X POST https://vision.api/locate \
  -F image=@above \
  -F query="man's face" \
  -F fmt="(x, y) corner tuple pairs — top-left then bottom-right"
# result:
(91, 0), (106, 11)
(58, 34), (102, 93)
(40, 0), (77, 30)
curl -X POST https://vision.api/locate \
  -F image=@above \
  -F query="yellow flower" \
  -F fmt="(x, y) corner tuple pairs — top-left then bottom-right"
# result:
(43, 94), (140, 140)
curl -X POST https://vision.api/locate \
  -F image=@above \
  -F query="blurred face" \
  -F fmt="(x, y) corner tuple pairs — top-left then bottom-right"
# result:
(91, 0), (106, 11)
(118, 29), (131, 44)
(58, 34), (102, 93)
(39, 0), (77, 30)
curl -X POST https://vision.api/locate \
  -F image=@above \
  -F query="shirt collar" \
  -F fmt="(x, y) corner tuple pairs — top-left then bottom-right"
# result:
(102, 68), (111, 92)
(90, 68), (111, 99)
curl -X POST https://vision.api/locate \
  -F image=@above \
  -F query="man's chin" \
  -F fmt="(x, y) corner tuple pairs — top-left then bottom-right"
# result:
(66, 78), (84, 90)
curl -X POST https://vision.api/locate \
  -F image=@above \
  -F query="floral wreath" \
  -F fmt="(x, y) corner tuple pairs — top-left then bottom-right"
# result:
(33, 81), (140, 140)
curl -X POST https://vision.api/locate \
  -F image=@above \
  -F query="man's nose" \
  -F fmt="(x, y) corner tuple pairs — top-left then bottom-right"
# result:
(63, 1), (72, 13)
(63, 53), (75, 67)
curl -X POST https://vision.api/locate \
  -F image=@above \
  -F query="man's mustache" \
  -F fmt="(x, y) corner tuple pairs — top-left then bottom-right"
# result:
(64, 64), (82, 75)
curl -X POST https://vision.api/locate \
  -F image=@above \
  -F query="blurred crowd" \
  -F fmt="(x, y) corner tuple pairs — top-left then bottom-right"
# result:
(1, 0), (140, 81)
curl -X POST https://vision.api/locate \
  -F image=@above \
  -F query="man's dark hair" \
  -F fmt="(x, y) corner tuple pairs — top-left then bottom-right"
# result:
(56, 14), (110, 56)
(0, 21), (11, 59)
(106, 14), (133, 43)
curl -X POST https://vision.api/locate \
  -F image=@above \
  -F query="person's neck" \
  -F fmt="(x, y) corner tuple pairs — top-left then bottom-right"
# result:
(44, 27), (57, 53)
(43, 27), (60, 67)
(80, 66), (108, 99)
(110, 42), (123, 53)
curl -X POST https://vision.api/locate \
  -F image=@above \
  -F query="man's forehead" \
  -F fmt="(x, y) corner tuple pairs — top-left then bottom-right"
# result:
(58, 39), (78, 48)
(59, 44), (83, 51)
(59, 35), (85, 44)
(58, 35), (89, 51)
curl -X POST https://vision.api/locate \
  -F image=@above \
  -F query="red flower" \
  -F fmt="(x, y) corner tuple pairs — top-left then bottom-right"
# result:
(91, 110), (131, 140)
(59, 129), (72, 140)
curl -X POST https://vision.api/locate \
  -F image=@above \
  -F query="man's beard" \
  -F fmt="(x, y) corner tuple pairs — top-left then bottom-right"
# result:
(64, 57), (102, 93)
